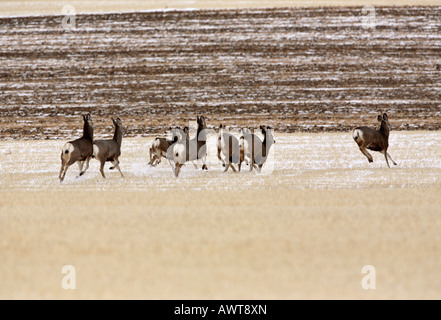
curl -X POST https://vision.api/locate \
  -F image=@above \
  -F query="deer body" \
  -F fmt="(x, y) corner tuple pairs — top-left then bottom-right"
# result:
(93, 117), (124, 178)
(218, 124), (243, 173)
(242, 125), (275, 173)
(149, 129), (180, 166)
(59, 113), (94, 182)
(172, 116), (208, 177)
(353, 113), (397, 168)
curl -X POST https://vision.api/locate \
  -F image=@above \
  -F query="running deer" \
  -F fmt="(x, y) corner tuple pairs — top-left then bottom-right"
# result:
(93, 117), (124, 178)
(59, 113), (94, 182)
(172, 116), (208, 177)
(217, 124), (243, 172)
(242, 125), (276, 173)
(353, 113), (397, 168)
(148, 127), (181, 167)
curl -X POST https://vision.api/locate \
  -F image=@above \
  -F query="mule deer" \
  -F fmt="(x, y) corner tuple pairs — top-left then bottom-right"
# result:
(148, 127), (180, 167)
(242, 125), (276, 173)
(217, 124), (243, 172)
(59, 113), (94, 182)
(172, 116), (208, 177)
(353, 113), (397, 168)
(93, 117), (124, 178)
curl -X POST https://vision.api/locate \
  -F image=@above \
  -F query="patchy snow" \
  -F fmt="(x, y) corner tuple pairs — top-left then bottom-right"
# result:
(1, 131), (440, 191)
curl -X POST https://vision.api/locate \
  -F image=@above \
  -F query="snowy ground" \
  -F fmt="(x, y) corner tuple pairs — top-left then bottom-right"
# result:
(1, 131), (440, 191)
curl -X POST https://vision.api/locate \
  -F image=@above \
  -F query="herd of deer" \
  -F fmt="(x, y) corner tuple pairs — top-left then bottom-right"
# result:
(58, 112), (397, 182)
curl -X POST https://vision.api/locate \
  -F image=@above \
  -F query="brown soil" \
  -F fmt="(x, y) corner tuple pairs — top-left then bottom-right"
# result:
(0, 6), (440, 140)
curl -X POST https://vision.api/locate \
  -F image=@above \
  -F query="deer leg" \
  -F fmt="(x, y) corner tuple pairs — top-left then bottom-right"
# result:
(249, 153), (254, 172)
(79, 157), (90, 176)
(230, 163), (237, 173)
(360, 147), (373, 163)
(59, 163), (65, 181)
(76, 161), (84, 178)
(387, 152), (397, 166)
(99, 161), (106, 179)
(116, 164), (124, 178)
(167, 158), (175, 170)
(151, 154), (159, 166)
(60, 164), (69, 182)
(174, 163), (182, 177)
(217, 148), (225, 167)
(148, 148), (154, 165)
(59, 166), (65, 182)
(223, 160), (230, 172)
(111, 159), (124, 178)
(383, 151), (391, 168)
(202, 155), (208, 171)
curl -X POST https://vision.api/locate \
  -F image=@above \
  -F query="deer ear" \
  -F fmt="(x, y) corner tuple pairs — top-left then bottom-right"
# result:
(383, 113), (388, 120)
(377, 115), (382, 122)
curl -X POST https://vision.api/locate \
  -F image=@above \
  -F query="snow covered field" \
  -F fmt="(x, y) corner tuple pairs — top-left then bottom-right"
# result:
(1, 133), (441, 300)
(1, 4), (441, 300)
(1, 131), (440, 191)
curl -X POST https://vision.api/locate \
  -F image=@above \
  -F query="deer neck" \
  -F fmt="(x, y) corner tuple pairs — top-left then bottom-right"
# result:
(197, 125), (207, 141)
(113, 126), (123, 146)
(379, 122), (390, 138)
(262, 131), (274, 157)
(83, 122), (93, 141)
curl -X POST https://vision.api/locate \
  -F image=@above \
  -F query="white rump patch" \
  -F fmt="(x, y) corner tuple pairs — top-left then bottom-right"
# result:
(93, 144), (99, 158)
(173, 143), (186, 165)
(353, 129), (363, 141)
(152, 138), (160, 149)
(61, 143), (74, 154)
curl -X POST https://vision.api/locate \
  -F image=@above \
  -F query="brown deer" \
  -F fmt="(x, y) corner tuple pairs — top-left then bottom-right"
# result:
(242, 125), (275, 173)
(59, 113), (94, 182)
(148, 127), (181, 167)
(217, 124), (241, 172)
(172, 116), (208, 177)
(93, 117), (124, 178)
(353, 113), (398, 168)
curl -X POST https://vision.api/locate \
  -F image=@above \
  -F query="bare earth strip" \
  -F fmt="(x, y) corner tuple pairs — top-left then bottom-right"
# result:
(1, 132), (441, 299)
